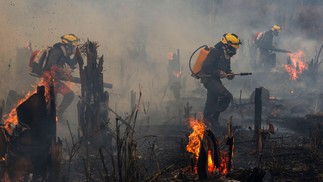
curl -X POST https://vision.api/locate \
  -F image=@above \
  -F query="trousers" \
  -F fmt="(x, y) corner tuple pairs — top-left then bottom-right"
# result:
(202, 78), (233, 126)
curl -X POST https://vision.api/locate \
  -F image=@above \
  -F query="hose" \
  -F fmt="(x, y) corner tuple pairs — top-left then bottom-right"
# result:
(189, 45), (208, 78)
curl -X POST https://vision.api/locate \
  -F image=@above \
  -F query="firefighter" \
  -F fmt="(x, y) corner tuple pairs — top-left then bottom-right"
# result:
(42, 34), (79, 118)
(255, 24), (283, 71)
(201, 33), (241, 129)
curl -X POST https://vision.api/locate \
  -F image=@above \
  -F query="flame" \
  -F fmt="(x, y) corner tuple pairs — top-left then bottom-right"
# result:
(3, 72), (53, 131)
(283, 50), (308, 80)
(207, 149), (215, 173)
(186, 118), (231, 176)
(206, 147), (231, 175)
(186, 118), (205, 160)
(220, 151), (229, 175)
(3, 90), (36, 130)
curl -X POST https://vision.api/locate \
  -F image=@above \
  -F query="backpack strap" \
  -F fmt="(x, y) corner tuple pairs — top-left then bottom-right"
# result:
(256, 32), (265, 43)
(41, 47), (51, 70)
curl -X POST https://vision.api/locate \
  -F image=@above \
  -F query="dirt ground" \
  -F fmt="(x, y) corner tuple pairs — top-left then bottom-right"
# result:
(128, 97), (323, 182)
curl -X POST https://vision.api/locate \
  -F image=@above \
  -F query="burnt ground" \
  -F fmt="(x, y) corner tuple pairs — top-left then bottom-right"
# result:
(52, 93), (323, 182)
(128, 97), (323, 182)
(3, 76), (323, 182)
(134, 119), (322, 182)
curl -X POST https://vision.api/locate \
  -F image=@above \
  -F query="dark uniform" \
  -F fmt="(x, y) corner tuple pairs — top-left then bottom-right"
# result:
(43, 42), (77, 117)
(255, 30), (277, 70)
(43, 43), (77, 71)
(201, 41), (233, 127)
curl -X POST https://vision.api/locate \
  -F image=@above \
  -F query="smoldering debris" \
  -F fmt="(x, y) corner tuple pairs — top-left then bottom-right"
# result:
(0, 0), (322, 181)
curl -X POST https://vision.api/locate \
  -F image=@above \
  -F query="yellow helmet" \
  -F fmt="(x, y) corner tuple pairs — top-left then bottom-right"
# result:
(61, 34), (80, 46)
(221, 33), (242, 49)
(272, 24), (281, 32)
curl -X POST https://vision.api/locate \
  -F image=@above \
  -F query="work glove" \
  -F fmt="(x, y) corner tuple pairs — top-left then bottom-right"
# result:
(219, 70), (227, 79)
(227, 72), (235, 80)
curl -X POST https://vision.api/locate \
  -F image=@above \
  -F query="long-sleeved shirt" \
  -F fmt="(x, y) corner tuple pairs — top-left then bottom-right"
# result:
(43, 43), (77, 80)
(44, 43), (77, 70)
(201, 41), (231, 78)
(255, 30), (275, 51)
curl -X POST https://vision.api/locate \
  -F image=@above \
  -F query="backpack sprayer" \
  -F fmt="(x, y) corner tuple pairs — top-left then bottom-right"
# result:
(189, 45), (210, 79)
(189, 45), (252, 79)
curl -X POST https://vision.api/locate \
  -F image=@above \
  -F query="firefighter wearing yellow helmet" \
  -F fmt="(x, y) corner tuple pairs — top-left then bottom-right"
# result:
(254, 24), (290, 71)
(200, 33), (241, 129)
(42, 34), (80, 119)
(61, 34), (80, 46)
(221, 33), (242, 49)
(271, 24), (281, 36)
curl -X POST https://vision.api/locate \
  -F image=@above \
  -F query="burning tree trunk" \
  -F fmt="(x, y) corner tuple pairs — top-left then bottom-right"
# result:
(186, 118), (232, 180)
(5, 85), (61, 181)
(197, 129), (220, 179)
(77, 41), (111, 147)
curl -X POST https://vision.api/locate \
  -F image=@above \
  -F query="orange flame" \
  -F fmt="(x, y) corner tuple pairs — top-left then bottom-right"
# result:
(3, 72), (53, 131)
(3, 90), (36, 130)
(283, 50), (308, 80)
(207, 149), (215, 173)
(207, 150), (230, 175)
(186, 118), (231, 176)
(186, 118), (205, 161)
(220, 151), (229, 175)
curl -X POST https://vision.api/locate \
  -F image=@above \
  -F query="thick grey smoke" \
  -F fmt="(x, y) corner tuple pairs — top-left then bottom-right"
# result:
(0, 0), (322, 117)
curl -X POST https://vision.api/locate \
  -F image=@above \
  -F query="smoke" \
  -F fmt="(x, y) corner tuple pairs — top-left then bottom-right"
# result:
(0, 0), (322, 120)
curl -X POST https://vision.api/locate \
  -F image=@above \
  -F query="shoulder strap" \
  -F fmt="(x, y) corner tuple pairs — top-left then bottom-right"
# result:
(256, 32), (265, 41)
(41, 48), (51, 70)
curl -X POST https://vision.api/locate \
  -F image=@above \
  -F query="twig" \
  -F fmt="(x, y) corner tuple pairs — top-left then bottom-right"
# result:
(108, 107), (132, 129)
(66, 120), (74, 146)
(150, 138), (161, 175)
(83, 158), (90, 182)
(65, 120), (81, 182)
(116, 118), (122, 182)
(99, 148), (109, 182)
(110, 153), (116, 182)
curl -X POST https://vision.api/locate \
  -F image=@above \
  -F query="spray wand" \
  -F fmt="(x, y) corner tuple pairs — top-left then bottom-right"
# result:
(229, 72), (252, 76)
(203, 72), (252, 78)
